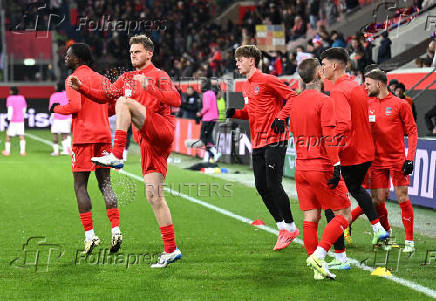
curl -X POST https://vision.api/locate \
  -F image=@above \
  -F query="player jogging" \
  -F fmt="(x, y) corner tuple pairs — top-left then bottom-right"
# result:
(279, 58), (352, 280)
(49, 82), (72, 156)
(320, 48), (389, 246)
(52, 43), (121, 255)
(2, 86), (27, 156)
(364, 69), (417, 254)
(68, 35), (182, 268)
(227, 45), (300, 251)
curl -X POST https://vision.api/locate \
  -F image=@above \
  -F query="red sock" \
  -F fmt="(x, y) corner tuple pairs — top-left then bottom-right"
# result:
(376, 202), (390, 231)
(370, 218), (380, 225)
(303, 221), (318, 256)
(160, 224), (177, 253)
(335, 249), (345, 254)
(106, 208), (119, 228)
(399, 200), (414, 241)
(319, 215), (348, 251)
(351, 206), (364, 223)
(113, 130), (127, 159)
(79, 211), (93, 231)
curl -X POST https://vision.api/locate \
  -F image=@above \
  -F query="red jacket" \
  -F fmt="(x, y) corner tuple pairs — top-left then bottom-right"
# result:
(54, 65), (112, 145)
(233, 69), (297, 149)
(368, 93), (418, 169)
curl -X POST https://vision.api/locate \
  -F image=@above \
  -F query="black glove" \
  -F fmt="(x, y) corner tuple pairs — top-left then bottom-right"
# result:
(402, 160), (414, 175)
(328, 164), (341, 189)
(226, 108), (236, 118)
(49, 103), (60, 114)
(271, 118), (285, 134)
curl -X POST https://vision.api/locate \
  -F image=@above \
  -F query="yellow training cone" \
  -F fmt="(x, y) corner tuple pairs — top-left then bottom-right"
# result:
(371, 267), (392, 277)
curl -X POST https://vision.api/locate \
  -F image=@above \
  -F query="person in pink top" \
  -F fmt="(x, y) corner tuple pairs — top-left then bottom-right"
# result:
(2, 87), (27, 156)
(196, 79), (221, 162)
(49, 82), (72, 156)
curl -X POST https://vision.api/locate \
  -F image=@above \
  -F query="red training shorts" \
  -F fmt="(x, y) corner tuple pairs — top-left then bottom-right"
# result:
(295, 169), (351, 211)
(368, 167), (409, 189)
(136, 109), (174, 177)
(72, 143), (112, 172)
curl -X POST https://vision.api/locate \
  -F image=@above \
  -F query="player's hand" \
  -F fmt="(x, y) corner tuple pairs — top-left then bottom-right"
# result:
(226, 108), (235, 118)
(271, 118), (285, 134)
(328, 164), (341, 189)
(402, 160), (414, 175)
(133, 74), (148, 89)
(68, 76), (82, 91)
(50, 103), (60, 113)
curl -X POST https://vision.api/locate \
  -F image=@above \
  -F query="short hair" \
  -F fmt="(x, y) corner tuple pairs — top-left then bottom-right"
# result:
(298, 58), (320, 84)
(320, 47), (349, 65)
(365, 69), (387, 85)
(364, 64), (380, 74)
(69, 43), (94, 66)
(129, 35), (154, 51)
(396, 83), (406, 91)
(235, 45), (262, 67)
(10, 86), (18, 95)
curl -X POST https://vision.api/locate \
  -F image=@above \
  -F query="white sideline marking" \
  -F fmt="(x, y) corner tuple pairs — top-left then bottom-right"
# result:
(27, 133), (436, 299)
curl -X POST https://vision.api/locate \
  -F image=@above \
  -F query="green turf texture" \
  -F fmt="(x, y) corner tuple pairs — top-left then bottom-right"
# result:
(1, 130), (436, 300)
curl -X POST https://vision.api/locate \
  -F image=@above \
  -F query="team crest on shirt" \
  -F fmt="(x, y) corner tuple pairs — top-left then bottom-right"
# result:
(385, 107), (392, 116)
(254, 86), (260, 95)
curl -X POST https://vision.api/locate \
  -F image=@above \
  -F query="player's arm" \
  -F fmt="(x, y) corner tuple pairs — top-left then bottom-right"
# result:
(54, 83), (81, 115)
(70, 73), (122, 103)
(330, 90), (351, 138)
(321, 99), (340, 165)
(268, 76), (297, 120)
(400, 101), (418, 161)
(7, 106), (13, 120)
(232, 105), (249, 120)
(141, 72), (181, 107)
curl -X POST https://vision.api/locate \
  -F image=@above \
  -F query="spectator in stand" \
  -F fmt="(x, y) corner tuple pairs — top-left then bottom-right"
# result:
(282, 52), (298, 75)
(208, 43), (222, 77)
(296, 45), (313, 66)
(395, 83), (417, 121)
(326, 0), (339, 26)
(425, 105), (436, 136)
(309, 0), (321, 29)
(331, 31), (347, 48)
(388, 79), (400, 93)
(378, 31), (392, 64)
(290, 16), (307, 40)
(180, 86), (201, 120)
(272, 51), (283, 76)
(423, 40), (435, 66)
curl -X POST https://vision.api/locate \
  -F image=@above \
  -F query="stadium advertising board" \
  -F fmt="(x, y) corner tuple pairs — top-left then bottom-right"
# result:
(0, 99), (50, 130)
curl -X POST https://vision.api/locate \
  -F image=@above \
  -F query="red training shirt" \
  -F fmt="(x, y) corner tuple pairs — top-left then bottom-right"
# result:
(233, 69), (297, 149)
(54, 65), (112, 145)
(368, 93), (418, 169)
(288, 89), (340, 171)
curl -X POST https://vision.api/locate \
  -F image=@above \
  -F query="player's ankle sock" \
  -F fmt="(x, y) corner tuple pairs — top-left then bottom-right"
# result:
(80, 211), (93, 235)
(160, 224), (177, 253)
(52, 144), (59, 154)
(319, 215), (348, 253)
(399, 200), (414, 241)
(371, 220), (384, 232)
(113, 130), (127, 159)
(334, 250), (347, 262)
(276, 221), (285, 230)
(85, 229), (95, 241)
(111, 226), (120, 235)
(61, 139), (68, 151)
(303, 221), (318, 256)
(20, 140), (26, 154)
(284, 222), (297, 232)
(351, 206), (364, 223)
(376, 203), (390, 231)
(5, 142), (10, 153)
(313, 246), (327, 260)
(106, 208), (120, 229)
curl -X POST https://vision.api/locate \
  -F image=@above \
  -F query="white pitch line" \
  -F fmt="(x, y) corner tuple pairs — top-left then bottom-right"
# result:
(27, 133), (436, 299)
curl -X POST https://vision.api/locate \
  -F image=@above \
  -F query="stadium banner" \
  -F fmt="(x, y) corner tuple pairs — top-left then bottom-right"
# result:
(172, 117), (203, 157)
(283, 134), (297, 178)
(255, 24), (286, 52)
(0, 99), (51, 131)
(389, 138), (436, 209)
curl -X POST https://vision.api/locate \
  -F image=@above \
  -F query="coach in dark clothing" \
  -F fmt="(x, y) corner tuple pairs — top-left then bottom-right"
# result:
(378, 31), (392, 64)
(180, 86), (201, 119)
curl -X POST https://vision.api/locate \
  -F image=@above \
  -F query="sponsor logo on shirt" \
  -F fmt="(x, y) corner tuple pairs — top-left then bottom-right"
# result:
(385, 107), (392, 116)
(254, 86), (259, 95)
